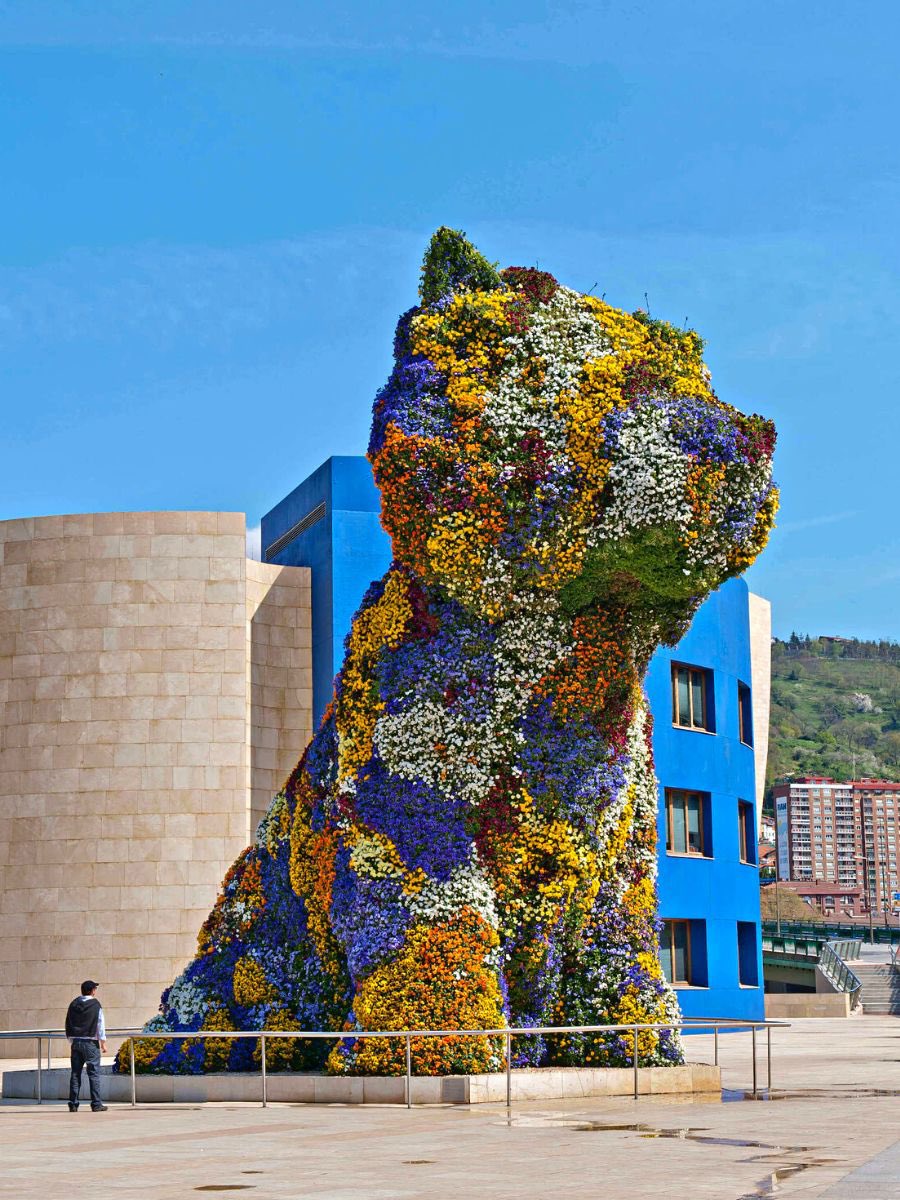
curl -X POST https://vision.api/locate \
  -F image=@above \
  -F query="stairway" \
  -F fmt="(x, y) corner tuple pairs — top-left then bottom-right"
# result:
(855, 961), (900, 1015)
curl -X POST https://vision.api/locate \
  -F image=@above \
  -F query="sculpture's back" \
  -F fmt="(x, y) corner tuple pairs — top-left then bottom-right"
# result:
(126, 230), (777, 1076)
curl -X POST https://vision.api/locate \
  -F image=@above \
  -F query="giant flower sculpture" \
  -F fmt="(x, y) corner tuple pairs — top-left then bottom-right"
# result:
(125, 229), (777, 1077)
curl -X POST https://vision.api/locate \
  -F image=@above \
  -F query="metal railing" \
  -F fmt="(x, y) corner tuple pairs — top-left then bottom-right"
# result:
(762, 930), (828, 960)
(762, 919), (900, 946)
(817, 940), (862, 1002)
(1, 1018), (789, 1109)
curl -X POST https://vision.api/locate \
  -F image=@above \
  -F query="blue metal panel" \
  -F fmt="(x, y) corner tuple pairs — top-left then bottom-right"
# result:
(332, 507), (393, 681)
(265, 458), (764, 1019)
(261, 457), (391, 724)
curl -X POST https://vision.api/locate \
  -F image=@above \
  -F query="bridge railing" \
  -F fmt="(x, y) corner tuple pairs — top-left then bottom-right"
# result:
(762, 919), (900, 946)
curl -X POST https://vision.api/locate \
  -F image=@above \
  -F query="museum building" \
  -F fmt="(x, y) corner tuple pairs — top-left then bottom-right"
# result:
(0, 463), (770, 1045)
(0, 511), (313, 1048)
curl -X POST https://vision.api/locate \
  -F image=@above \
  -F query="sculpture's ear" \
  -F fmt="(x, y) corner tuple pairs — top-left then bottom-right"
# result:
(419, 227), (503, 304)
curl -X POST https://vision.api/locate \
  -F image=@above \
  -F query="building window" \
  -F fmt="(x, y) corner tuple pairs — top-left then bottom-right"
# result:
(672, 664), (714, 731)
(738, 800), (756, 864)
(660, 920), (691, 984)
(737, 922), (759, 987)
(738, 681), (753, 746)
(660, 919), (708, 987)
(666, 789), (710, 856)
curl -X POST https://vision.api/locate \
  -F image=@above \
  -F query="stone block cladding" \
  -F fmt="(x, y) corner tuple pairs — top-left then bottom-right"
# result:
(246, 560), (312, 832)
(0, 512), (311, 1049)
(748, 593), (772, 818)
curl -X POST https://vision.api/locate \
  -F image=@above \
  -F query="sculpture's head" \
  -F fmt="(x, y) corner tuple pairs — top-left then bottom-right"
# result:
(369, 228), (777, 634)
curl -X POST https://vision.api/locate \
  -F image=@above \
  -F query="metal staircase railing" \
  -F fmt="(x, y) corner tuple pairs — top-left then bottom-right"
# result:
(817, 939), (862, 1007)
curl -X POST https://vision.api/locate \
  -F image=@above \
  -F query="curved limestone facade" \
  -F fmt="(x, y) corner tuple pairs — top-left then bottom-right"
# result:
(0, 511), (311, 1048)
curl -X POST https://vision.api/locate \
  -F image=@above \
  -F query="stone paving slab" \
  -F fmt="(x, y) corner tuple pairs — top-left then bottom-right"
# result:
(820, 1140), (900, 1198)
(1, 1018), (897, 1200)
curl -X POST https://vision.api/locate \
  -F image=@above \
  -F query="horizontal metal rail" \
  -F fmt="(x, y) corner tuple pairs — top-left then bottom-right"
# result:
(1, 1019), (789, 1110)
(762, 919), (900, 946)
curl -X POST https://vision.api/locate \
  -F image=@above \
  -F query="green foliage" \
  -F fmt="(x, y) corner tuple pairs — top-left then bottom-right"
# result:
(632, 308), (706, 362)
(419, 227), (503, 304)
(759, 885), (824, 923)
(767, 635), (900, 795)
(560, 525), (714, 614)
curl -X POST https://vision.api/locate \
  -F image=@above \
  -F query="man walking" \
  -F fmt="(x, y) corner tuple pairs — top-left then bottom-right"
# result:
(65, 980), (108, 1112)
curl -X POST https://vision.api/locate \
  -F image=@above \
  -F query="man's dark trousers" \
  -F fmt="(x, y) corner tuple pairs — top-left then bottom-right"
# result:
(69, 1038), (103, 1109)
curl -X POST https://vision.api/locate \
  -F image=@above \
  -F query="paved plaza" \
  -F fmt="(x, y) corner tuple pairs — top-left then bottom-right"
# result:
(1, 1017), (898, 1199)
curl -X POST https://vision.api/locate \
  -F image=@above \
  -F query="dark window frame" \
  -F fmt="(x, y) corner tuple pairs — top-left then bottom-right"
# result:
(737, 921), (759, 987)
(738, 681), (753, 746)
(666, 788), (710, 857)
(661, 919), (692, 985)
(738, 799), (756, 864)
(671, 663), (714, 732)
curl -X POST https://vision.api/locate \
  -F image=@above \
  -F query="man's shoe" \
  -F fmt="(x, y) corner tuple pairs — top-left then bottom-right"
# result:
(91, 1104), (108, 1112)
(68, 1103), (78, 1112)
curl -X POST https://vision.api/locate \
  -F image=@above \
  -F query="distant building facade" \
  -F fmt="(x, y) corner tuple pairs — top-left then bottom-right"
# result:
(0, 511), (312, 1048)
(855, 780), (900, 915)
(264, 457), (773, 1021)
(773, 776), (900, 917)
(773, 777), (856, 886)
(775, 880), (864, 918)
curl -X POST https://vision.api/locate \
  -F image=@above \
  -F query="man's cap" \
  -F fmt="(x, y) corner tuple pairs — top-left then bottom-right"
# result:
(80, 980), (99, 994)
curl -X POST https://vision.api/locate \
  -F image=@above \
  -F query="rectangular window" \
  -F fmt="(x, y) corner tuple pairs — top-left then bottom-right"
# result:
(738, 800), (756, 864)
(737, 922), (759, 987)
(738, 682), (753, 746)
(660, 920), (691, 984)
(672, 664), (713, 731)
(660, 919), (708, 987)
(667, 789), (709, 856)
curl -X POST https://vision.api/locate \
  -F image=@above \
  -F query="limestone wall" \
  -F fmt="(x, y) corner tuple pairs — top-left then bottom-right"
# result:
(0, 512), (311, 1048)
(748, 592), (772, 820)
(764, 992), (852, 1019)
(246, 560), (313, 832)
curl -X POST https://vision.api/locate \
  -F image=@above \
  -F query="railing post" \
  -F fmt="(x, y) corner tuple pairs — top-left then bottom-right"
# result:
(766, 1025), (772, 1094)
(405, 1034), (412, 1109)
(632, 1026), (639, 1099)
(130, 1038), (136, 1107)
(36, 1036), (42, 1105)
(260, 1034), (267, 1108)
(714, 1025), (719, 1067)
(751, 1025), (758, 1098)
(506, 1031), (512, 1108)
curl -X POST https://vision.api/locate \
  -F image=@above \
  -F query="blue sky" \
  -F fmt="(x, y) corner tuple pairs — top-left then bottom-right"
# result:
(2, 1), (899, 639)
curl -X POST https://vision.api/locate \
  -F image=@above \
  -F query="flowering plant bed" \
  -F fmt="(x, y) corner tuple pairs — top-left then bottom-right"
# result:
(120, 229), (776, 1078)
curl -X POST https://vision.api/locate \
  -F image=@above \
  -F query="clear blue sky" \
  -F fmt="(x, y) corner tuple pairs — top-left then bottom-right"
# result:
(2, 2), (899, 639)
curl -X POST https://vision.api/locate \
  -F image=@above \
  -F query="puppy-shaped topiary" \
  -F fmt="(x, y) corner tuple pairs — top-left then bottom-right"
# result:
(125, 230), (777, 1077)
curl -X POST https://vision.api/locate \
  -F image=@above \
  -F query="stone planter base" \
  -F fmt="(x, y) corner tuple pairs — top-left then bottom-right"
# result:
(3, 1062), (719, 1105)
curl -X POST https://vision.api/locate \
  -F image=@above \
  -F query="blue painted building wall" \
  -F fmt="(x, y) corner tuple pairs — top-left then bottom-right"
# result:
(262, 457), (763, 1021)
(262, 457), (392, 721)
(645, 581), (764, 1020)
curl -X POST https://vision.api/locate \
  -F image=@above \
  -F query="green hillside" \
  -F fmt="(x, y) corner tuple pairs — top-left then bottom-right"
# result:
(767, 636), (900, 792)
